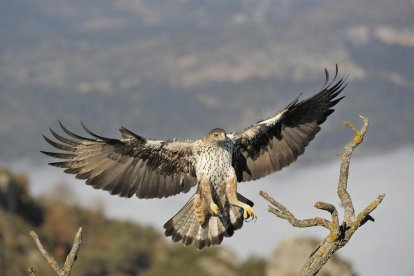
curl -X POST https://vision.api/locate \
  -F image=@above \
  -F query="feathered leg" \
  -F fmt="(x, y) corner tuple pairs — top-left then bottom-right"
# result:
(225, 175), (257, 220)
(164, 190), (252, 249)
(197, 175), (220, 220)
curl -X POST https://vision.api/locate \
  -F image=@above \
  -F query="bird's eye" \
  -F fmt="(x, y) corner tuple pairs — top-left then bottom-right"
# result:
(214, 133), (219, 137)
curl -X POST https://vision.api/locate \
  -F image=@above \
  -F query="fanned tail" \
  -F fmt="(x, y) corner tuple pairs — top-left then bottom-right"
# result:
(163, 193), (253, 249)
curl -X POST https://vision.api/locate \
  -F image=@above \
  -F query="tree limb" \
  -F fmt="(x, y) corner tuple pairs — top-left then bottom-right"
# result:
(29, 227), (82, 276)
(27, 267), (37, 276)
(260, 115), (385, 276)
(62, 227), (83, 275)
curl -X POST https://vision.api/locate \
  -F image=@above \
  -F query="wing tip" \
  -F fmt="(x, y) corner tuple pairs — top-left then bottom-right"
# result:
(42, 134), (73, 151)
(59, 121), (95, 141)
(40, 151), (74, 159)
(119, 126), (146, 142)
(81, 121), (112, 141)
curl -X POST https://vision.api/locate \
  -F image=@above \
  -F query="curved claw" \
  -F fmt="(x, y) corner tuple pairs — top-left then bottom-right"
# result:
(210, 203), (223, 217)
(243, 205), (257, 222)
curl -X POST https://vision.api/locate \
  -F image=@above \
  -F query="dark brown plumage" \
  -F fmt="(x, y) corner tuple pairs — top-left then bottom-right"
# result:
(231, 66), (346, 181)
(42, 66), (346, 249)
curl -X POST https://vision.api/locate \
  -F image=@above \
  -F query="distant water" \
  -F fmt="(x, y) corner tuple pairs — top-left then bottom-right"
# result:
(4, 146), (414, 276)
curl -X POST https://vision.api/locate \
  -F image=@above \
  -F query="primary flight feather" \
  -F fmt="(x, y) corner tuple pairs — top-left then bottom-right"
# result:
(42, 66), (346, 249)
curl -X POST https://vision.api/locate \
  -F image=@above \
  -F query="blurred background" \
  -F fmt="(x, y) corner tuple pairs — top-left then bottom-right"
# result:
(1, 0), (413, 275)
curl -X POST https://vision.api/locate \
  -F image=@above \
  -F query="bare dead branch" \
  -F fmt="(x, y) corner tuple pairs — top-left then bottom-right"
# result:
(338, 114), (368, 221)
(260, 191), (331, 230)
(29, 230), (62, 275)
(260, 116), (385, 276)
(62, 227), (83, 275)
(355, 194), (385, 228)
(29, 227), (82, 276)
(27, 267), (37, 276)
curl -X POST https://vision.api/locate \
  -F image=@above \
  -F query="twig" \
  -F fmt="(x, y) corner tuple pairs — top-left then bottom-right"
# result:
(29, 231), (62, 275)
(260, 116), (385, 276)
(339, 115), (368, 221)
(27, 268), (37, 276)
(29, 227), (83, 276)
(260, 191), (331, 230)
(62, 227), (83, 275)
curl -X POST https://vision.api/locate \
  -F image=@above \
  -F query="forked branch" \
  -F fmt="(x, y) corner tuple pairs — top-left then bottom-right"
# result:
(260, 115), (385, 275)
(29, 227), (83, 276)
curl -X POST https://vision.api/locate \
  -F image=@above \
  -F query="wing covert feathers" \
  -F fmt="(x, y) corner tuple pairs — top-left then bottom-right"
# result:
(232, 65), (347, 182)
(42, 123), (197, 198)
(42, 65), (346, 247)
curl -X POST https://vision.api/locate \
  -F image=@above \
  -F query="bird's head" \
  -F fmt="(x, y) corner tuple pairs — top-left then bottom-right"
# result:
(204, 128), (227, 144)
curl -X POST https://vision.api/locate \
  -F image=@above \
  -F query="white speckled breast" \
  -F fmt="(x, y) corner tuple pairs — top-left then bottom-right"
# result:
(195, 139), (235, 193)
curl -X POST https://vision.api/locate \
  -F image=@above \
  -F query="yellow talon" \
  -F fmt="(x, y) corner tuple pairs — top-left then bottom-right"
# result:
(210, 203), (220, 216)
(243, 205), (257, 221)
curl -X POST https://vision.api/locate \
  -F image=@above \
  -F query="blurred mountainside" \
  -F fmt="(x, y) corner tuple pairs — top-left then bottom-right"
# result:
(0, 166), (261, 276)
(1, 0), (413, 161)
(0, 167), (355, 275)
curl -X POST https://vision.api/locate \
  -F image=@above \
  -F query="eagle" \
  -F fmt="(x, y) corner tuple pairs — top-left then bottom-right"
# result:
(42, 66), (346, 249)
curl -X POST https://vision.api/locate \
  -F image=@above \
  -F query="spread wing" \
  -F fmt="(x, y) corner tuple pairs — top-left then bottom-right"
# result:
(231, 66), (347, 182)
(41, 122), (197, 198)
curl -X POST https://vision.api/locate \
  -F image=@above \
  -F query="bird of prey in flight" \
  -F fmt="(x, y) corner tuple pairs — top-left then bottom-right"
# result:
(42, 66), (346, 249)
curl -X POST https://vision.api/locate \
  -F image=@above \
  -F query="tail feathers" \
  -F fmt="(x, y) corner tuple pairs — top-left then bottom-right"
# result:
(164, 195), (196, 243)
(163, 193), (253, 249)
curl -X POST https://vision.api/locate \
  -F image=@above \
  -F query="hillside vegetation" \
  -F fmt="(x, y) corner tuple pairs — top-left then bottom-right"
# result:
(0, 166), (264, 275)
(0, 167), (356, 275)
